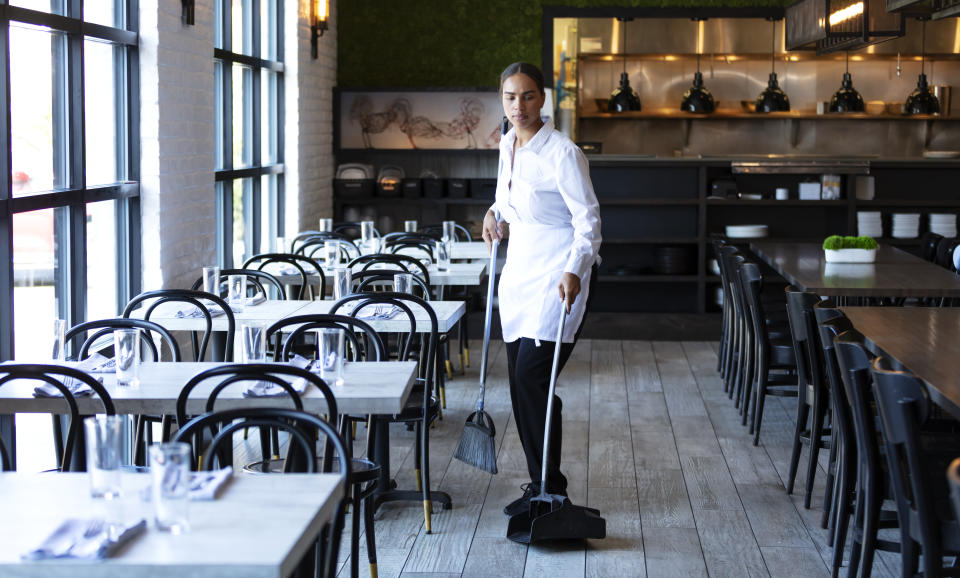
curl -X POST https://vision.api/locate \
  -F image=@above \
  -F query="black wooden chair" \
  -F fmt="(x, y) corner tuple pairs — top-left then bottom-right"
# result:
(0, 365), (115, 472)
(870, 359), (960, 578)
(244, 253), (326, 300)
(784, 288), (832, 509)
(331, 292), (450, 533)
(738, 261), (797, 445)
(190, 268), (285, 301)
(123, 289), (236, 362)
(174, 407), (349, 578)
(297, 237), (360, 264)
(834, 331), (901, 578)
(921, 232), (945, 263)
(66, 317), (182, 465)
(347, 254), (431, 289)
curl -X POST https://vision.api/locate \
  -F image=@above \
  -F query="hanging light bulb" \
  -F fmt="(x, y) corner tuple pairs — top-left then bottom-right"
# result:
(609, 17), (642, 112)
(830, 51), (865, 113)
(756, 18), (790, 113)
(905, 18), (939, 115)
(681, 19), (715, 113)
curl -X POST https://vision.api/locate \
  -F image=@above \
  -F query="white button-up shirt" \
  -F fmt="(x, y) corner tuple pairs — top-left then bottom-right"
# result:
(493, 119), (602, 343)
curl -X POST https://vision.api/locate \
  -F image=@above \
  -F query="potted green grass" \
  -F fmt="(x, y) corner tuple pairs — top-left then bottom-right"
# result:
(822, 235), (878, 263)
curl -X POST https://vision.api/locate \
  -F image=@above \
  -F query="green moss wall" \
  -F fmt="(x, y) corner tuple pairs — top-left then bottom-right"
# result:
(338, 0), (788, 87)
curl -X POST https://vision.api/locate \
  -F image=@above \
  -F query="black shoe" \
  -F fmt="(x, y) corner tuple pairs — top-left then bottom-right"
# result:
(503, 483), (539, 516)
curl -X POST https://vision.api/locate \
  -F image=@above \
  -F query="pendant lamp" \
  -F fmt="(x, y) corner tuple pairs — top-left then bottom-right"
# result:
(609, 17), (642, 112)
(829, 51), (865, 112)
(905, 18), (939, 115)
(756, 19), (791, 112)
(681, 19), (715, 114)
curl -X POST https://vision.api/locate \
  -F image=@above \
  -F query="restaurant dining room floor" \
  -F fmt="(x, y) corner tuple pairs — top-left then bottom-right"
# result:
(239, 340), (902, 578)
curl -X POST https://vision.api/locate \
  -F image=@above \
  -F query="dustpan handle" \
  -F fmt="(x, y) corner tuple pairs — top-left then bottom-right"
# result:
(540, 297), (568, 491)
(476, 235), (500, 412)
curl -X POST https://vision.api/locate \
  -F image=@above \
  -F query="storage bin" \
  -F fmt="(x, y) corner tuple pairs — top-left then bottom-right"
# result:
(401, 179), (421, 198)
(446, 178), (468, 198)
(470, 178), (497, 199)
(334, 179), (374, 198)
(422, 179), (443, 199)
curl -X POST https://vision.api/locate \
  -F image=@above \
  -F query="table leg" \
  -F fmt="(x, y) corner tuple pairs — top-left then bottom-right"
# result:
(0, 414), (15, 470)
(371, 416), (452, 512)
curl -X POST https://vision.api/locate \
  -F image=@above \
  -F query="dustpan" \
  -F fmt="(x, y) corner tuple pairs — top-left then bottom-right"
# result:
(506, 298), (606, 544)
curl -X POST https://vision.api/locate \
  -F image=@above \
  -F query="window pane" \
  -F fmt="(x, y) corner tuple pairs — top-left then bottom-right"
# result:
(13, 208), (64, 359)
(261, 69), (277, 164)
(215, 61), (224, 169)
(9, 0), (65, 15)
(232, 0), (252, 56)
(84, 0), (119, 28)
(86, 201), (118, 320)
(10, 24), (68, 197)
(214, 0), (224, 49)
(261, 0), (277, 61)
(232, 64), (252, 168)
(85, 39), (121, 186)
(260, 174), (276, 254)
(232, 178), (252, 267)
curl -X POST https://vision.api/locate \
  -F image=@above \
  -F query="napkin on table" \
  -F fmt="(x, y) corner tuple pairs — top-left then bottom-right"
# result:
(22, 517), (147, 560)
(32, 353), (110, 398)
(242, 355), (312, 397)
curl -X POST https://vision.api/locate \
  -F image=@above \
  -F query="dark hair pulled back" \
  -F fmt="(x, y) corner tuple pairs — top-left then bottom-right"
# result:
(500, 62), (545, 95)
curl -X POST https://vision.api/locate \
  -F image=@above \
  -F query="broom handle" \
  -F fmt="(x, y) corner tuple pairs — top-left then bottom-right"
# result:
(477, 236), (499, 412)
(540, 297), (568, 491)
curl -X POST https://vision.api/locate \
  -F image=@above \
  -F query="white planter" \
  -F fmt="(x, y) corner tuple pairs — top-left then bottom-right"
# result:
(824, 248), (877, 263)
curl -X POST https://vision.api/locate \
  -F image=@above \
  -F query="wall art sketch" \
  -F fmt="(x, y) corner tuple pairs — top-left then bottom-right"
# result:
(337, 90), (504, 150)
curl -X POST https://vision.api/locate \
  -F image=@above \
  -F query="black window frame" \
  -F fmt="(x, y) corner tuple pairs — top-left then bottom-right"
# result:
(0, 0), (141, 362)
(214, 0), (284, 268)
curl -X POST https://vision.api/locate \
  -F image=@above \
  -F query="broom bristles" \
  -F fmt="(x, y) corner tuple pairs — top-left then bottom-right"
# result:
(454, 421), (498, 474)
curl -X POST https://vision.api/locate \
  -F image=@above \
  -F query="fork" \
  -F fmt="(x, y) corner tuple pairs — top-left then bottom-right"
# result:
(64, 519), (105, 557)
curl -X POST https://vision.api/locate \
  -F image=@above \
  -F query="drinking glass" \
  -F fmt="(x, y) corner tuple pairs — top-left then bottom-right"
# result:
(404, 220), (418, 233)
(324, 240), (340, 267)
(394, 273), (413, 295)
(275, 236), (286, 253)
(442, 221), (457, 243)
(85, 416), (123, 499)
(240, 322), (267, 363)
(332, 268), (352, 301)
(318, 328), (345, 386)
(114, 328), (140, 387)
(318, 218), (333, 233)
(149, 443), (191, 534)
(360, 221), (375, 243)
(201, 266), (220, 296)
(436, 240), (451, 271)
(52, 319), (66, 362)
(228, 274), (246, 313)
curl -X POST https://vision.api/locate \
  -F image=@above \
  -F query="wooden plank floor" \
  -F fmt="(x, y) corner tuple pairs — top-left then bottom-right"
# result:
(315, 339), (904, 578)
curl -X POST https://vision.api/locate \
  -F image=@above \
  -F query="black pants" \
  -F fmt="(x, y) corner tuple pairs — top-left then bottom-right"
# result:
(505, 265), (597, 494)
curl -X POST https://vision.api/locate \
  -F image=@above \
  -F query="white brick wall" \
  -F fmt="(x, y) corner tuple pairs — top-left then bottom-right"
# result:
(140, 0), (336, 289)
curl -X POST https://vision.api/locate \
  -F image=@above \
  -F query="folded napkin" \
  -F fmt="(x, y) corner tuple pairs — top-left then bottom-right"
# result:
(188, 467), (233, 501)
(137, 467), (233, 502)
(23, 517), (147, 560)
(242, 355), (313, 397)
(356, 304), (403, 320)
(264, 263), (302, 276)
(32, 354), (110, 398)
(174, 300), (226, 319)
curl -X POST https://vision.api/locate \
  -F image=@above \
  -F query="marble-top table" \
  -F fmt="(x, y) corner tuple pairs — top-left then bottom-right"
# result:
(0, 472), (342, 578)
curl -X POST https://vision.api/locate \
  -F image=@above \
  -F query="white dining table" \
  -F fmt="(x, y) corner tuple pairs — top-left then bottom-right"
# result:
(0, 360), (418, 416)
(272, 261), (487, 288)
(291, 300), (466, 334)
(0, 472), (342, 578)
(126, 299), (313, 332)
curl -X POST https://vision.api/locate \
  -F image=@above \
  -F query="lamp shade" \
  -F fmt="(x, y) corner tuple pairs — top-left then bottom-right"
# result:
(681, 72), (715, 113)
(905, 73), (940, 115)
(830, 72), (865, 112)
(609, 72), (642, 112)
(756, 72), (791, 112)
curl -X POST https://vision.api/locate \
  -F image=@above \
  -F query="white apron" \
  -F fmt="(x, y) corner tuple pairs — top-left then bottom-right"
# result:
(498, 222), (592, 344)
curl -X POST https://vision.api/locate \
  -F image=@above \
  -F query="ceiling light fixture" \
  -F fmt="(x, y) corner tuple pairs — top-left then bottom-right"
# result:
(756, 19), (791, 113)
(905, 17), (939, 115)
(608, 17), (642, 113)
(681, 18), (715, 114)
(830, 51), (865, 112)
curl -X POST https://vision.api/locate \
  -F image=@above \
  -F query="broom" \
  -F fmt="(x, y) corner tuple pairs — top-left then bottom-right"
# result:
(453, 236), (500, 474)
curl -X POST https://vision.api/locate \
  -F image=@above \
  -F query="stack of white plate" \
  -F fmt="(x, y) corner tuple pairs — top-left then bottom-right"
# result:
(857, 211), (883, 238)
(892, 213), (921, 239)
(725, 224), (769, 239)
(929, 213), (957, 237)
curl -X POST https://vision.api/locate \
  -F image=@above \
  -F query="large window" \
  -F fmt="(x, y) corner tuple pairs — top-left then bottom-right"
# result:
(0, 1), (140, 470)
(215, 0), (283, 268)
